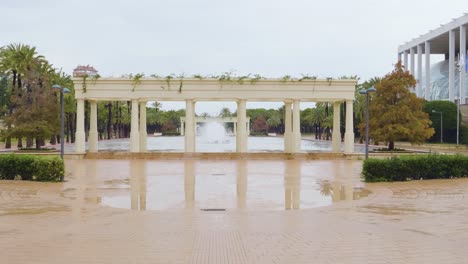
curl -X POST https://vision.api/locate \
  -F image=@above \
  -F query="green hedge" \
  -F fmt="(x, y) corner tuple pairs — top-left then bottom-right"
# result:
(363, 155), (468, 182)
(0, 154), (64, 181)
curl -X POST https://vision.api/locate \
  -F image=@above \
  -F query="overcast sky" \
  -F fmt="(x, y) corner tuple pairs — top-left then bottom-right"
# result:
(1, 0), (466, 114)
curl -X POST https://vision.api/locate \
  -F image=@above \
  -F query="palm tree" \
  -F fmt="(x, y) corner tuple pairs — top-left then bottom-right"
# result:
(219, 107), (232, 118)
(266, 113), (281, 133)
(304, 106), (326, 139)
(0, 43), (45, 148)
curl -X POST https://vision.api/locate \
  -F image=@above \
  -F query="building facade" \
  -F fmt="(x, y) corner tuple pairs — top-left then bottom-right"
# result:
(398, 13), (468, 104)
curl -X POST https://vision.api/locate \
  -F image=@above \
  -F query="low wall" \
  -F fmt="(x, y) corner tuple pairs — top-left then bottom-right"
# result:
(83, 152), (353, 160)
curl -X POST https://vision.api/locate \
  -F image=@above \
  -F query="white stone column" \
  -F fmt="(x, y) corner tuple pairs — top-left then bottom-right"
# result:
(130, 99), (140, 153)
(89, 100), (98, 153)
(184, 100), (196, 152)
(417, 44), (423, 97)
(139, 101), (147, 152)
(425, 41), (431, 100)
(284, 101), (292, 153)
(410, 47), (415, 76)
(449, 29), (455, 101)
(398, 53), (402, 62)
(403, 50), (409, 70)
(332, 101), (341, 152)
(461, 25), (467, 104)
(236, 100), (247, 152)
(75, 98), (86, 153)
(344, 100), (354, 154)
(180, 121), (184, 136)
(292, 100), (301, 153)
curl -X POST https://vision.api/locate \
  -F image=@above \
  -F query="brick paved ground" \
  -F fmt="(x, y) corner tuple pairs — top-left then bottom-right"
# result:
(1, 159), (468, 264)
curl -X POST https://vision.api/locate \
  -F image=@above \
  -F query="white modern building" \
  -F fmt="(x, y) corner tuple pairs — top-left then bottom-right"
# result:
(398, 13), (468, 104)
(72, 78), (357, 154)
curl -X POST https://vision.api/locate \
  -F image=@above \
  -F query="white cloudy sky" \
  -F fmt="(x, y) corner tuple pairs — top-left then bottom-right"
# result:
(1, 0), (466, 114)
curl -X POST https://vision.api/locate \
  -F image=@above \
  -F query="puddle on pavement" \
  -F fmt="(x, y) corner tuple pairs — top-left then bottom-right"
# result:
(65, 159), (370, 211)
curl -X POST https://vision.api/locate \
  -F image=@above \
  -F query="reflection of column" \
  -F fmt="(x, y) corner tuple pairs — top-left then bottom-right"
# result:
(344, 100), (354, 153)
(284, 101), (292, 153)
(184, 160), (195, 209)
(130, 99), (140, 153)
(332, 101), (341, 152)
(284, 160), (301, 210)
(89, 100), (98, 153)
(236, 160), (247, 209)
(331, 182), (341, 202)
(236, 100), (247, 152)
(292, 100), (301, 153)
(233, 122), (237, 135)
(425, 41), (431, 100)
(75, 98), (86, 153)
(246, 120), (250, 136)
(181, 121), (185, 136)
(130, 161), (146, 210)
(139, 101), (147, 152)
(185, 100), (195, 152)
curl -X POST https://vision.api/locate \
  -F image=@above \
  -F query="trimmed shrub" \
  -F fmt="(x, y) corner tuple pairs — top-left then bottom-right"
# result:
(0, 154), (64, 181)
(363, 155), (468, 182)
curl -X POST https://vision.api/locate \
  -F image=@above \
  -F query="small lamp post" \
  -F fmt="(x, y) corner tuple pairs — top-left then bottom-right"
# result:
(52, 85), (71, 167)
(431, 110), (443, 144)
(359, 87), (376, 159)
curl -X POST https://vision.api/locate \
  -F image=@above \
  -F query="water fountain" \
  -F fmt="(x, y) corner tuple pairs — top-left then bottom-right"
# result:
(199, 122), (229, 144)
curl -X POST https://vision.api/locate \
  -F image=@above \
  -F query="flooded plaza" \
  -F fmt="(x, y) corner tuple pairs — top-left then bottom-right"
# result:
(1, 158), (468, 263)
(65, 159), (369, 211)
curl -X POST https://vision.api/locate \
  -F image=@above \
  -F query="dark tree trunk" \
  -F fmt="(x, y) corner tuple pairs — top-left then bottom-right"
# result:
(5, 137), (11, 149)
(17, 74), (22, 97)
(388, 141), (395, 150)
(35, 138), (41, 149)
(50, 135), (57, 145)
(72, 112), (76, 143)
(340, 102), (345, 142)
(26, 136), (34, 148)
(107, 102), (112, 139)
(17, 137), (23, 148)
(84, 101), (89, 141)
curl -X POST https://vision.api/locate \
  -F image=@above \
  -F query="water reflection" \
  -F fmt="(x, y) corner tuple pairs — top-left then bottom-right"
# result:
(93, 160), (369, 211)
(320, 181), (370, 202)
(236, 161), (247, 209)
(284, 160), (301, 210)
(64, 136), (374, 153)
(130, 162), (146, 210)
(184, 160), (195, 209)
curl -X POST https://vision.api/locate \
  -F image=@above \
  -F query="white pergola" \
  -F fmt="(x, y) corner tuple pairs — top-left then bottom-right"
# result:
(72, 78), (357, 154)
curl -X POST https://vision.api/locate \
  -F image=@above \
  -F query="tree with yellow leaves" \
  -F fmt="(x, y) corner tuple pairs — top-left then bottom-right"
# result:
(366, 61), (434, 150)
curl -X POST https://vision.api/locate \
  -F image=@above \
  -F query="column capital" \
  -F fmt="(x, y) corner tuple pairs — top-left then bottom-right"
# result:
(284, 99), (293, 104)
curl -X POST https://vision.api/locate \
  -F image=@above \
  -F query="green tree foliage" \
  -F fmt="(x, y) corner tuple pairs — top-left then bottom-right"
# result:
(423, 100), (459, 143)
(366, 62), (434, 150)
(355, 77), (381, 142)
(0, 43), (74, 149)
